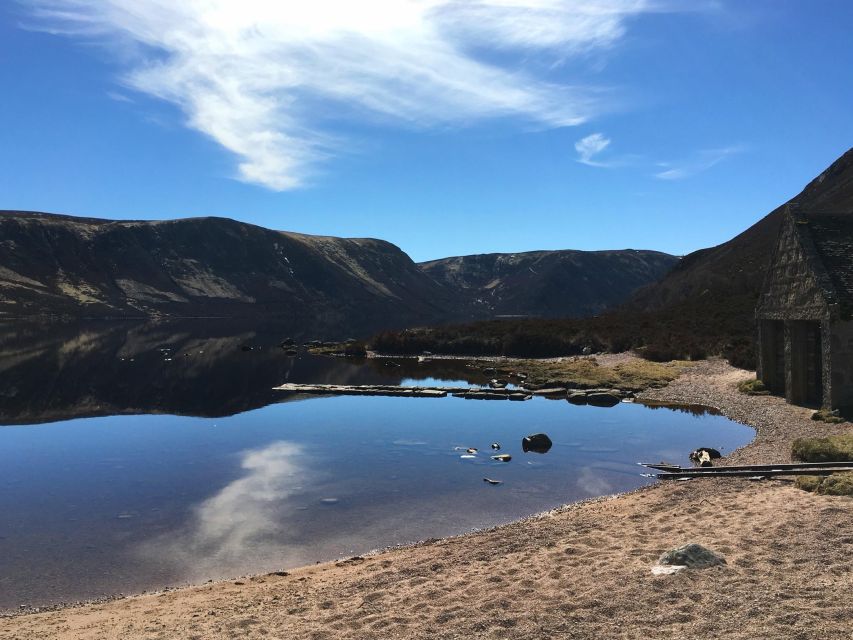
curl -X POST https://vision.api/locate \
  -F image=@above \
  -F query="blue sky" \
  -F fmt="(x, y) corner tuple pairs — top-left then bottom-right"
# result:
(1, 1), (851, 262)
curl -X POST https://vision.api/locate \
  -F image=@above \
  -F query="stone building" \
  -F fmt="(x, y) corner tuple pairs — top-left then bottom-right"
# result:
(756, 206), (853, 415)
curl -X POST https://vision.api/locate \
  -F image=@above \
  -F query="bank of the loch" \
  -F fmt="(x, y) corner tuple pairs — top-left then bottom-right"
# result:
(3, 358), (851, 640)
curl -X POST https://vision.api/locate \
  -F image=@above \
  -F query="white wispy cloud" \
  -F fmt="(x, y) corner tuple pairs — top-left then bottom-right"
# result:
(574, 132), (612, 166)
(24, 0), (666, 190)
(654, 145), (744, 180)
(105, 90), (133, 103)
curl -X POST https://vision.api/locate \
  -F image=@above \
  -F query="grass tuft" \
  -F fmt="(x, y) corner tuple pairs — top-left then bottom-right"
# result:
(479, 356), (686, 392)
(795, 472), (853, 496)
(737, 378), (771, 396)
(811, 409), (846, 424)
(792, 434), (853, 463)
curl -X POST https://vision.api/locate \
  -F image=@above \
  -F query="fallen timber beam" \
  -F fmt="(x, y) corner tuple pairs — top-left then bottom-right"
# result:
(640, 461), (853, 473)
(272, 382), (532, 400)
(657, 466), (853, 480)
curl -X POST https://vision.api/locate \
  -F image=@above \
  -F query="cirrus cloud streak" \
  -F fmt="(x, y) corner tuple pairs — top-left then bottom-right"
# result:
(25, 0), (665, 190)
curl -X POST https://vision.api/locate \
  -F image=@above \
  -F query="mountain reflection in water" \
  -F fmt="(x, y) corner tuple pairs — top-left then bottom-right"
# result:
(0, 320), (484, 425)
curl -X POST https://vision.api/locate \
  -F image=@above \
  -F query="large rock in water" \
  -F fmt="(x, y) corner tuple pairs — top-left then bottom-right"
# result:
(658, 544), (726, 569)
(522, 433), (553, 454)
(586, 392), (621, 407)
(566, 392), (588, 405)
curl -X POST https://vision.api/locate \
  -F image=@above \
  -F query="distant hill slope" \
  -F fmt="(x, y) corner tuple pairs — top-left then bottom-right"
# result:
(0, 212), (463, 331)
(629, 147), (853, 330)
(0, 211), (679, 327)
(421, 250), (678, 318)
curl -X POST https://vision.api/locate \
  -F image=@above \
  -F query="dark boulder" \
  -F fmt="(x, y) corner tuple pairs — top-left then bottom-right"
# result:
(587, 392), (620, 407)
(522, 433), (553, 454)
(567, 392), (588, 405)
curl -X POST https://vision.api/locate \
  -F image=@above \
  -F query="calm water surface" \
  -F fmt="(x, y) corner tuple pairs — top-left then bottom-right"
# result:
(0, 322), (755, 610)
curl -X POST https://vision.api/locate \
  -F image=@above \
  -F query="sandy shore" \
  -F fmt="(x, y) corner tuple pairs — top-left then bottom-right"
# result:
(2, 358), (851, 639)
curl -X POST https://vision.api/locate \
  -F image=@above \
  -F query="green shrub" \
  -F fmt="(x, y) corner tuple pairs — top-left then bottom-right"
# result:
(369, 295), (758, 369)
(344, 342), (368, 357)
(792, 434), (853, 463)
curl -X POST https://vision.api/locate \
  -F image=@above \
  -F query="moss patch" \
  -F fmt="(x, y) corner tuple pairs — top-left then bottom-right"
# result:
(737, 378), (771, 396)
(792, 434), (853, 463)
(795, 473), (853, 496)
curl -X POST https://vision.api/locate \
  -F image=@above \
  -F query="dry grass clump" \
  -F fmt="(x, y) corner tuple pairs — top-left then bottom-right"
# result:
(502, 357), (686, 391)
(737, 378), (771, 396)
(795, 472), (853, 496)
(810, 408), (846, 424)
(791, 434), (853, 462)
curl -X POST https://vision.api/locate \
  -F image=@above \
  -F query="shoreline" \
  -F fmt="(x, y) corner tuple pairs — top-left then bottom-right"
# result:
(2, 357), (851, 639)
(0, 354), (695, 617)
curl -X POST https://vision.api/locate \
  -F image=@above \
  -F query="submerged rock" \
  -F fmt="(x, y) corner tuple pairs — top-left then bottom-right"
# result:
(522, 433), (553, 454)
(464, 391), (508, 400)
(483, 478), (503, 485)
(491, 454), (512, 462)
(490, 443), (501, 450)
(533, 388), (566, 397)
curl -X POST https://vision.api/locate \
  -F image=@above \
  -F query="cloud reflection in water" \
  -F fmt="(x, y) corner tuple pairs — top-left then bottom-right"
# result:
(138, 440), (315, 582)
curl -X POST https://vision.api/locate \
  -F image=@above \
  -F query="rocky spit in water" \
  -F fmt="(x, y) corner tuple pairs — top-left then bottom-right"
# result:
(273, 383), (635, 403)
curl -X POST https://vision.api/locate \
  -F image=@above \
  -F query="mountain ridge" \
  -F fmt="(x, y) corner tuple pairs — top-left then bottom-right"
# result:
(0, 210), (677, 330)
(421, 248), (678, 318)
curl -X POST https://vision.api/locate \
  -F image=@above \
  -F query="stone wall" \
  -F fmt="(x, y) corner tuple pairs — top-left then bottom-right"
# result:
(756, 216), (828, 320)
(829, 319), (853, 414)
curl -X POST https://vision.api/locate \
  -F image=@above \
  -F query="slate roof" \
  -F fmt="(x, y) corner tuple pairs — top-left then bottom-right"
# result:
(798, 212), (853, 320)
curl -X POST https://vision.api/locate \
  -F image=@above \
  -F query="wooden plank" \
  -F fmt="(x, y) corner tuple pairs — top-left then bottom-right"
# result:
(641, 461), (853, 473)
(658, 467), (853, 479)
